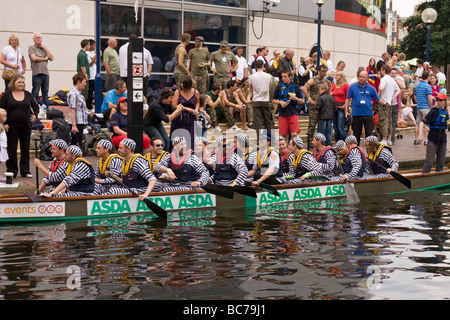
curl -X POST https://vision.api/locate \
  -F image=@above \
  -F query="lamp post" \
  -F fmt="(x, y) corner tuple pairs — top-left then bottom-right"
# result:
(312, 0), (328, 74)
(421, 8), (437, 63)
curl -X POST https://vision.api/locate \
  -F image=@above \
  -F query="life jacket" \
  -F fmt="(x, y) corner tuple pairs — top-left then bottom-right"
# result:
(313, 146), (336, 165)
(214, 147), (238, 182)
(342, 146), (367, 177)
(236, 147), (255, 171)
(145, 151), (168, 177)
(122, 154), (148, 189)
(292, 149), (313, 178)
(169, 149), (199, 182)
(368, 144), (392, 174)
(200, 150), (215, 176)
(279, 150), (292, 174)
(98, 154), (122, 179)
(428, 109), (449, 130)
(66, 158), (95, 192)
(278, 82), (296, 102)
(251, 54), (269, 70)
(48, 157), (66, 186)
(257, 147), (283, 177)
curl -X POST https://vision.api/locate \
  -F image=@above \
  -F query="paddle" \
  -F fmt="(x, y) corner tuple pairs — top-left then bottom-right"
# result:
(26, 138), (42, 203)
(335, 154), (360, 205)
(259, 183), (280, 197)
(110, 174), (167, 219)
(157, 179), (235, 199)
(233, 185), (257, 198)
(368, 159), (411, 189)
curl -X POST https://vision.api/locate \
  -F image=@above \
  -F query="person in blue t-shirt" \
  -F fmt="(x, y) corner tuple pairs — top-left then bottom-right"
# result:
(100, 79), (127, 120)
(344, 70), (386, 145)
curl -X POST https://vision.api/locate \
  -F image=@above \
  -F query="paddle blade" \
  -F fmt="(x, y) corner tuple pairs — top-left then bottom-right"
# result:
(260, 183), (280, 197)
(233, 185), (257, 198)
(143, 198), (167, 219)
(344, 181), (360, 205)
(202, 184), (234, 199)
(391, 171), (411, 189)
(25, 192), (41, 203)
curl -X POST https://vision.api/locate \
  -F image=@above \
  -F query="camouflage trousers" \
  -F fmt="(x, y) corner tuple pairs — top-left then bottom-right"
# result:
(307, 104), (319, 143)
(192, 73), (208, 94)
(174, 66), (189, 87)
(206, 105), (235, 128)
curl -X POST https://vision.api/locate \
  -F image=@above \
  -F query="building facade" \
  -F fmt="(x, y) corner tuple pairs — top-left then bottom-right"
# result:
(0, 0), (387, 96)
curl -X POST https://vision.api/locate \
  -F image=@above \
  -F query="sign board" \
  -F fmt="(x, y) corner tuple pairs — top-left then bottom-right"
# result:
(132, 65), (143, 77)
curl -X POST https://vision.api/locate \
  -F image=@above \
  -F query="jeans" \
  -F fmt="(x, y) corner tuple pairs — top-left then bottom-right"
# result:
(32, 74), (50, 106)
(144, 122), (170, 151)
(333, 108), (347, 142)
(317, 119), (333, 146)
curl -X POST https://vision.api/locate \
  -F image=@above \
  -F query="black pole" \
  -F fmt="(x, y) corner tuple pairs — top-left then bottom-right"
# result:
(127, 37), (144, 154)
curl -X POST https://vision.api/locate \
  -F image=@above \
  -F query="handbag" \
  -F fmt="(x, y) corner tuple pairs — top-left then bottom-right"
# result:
(2, 48), (19, 81)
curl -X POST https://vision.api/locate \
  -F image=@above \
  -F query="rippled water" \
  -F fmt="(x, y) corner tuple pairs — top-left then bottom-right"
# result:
(0, 186), (449, 300)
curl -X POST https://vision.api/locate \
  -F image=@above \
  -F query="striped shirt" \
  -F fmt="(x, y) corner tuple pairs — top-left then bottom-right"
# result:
(68, 86), (89, 125)
(94, 155), (123, 185)
(63, 161), (92, 189)
(43, 158), (68, 187)
(212, 151), (248, 186)
(299, 152), (324, 177)
(314, 148), (338, 178)
(414, 80), (432, 109)
(373, 148), (399, 172)
(126, 156), (156, 183)
(345, 148), (370, 180)
(168, 153), (209, 185)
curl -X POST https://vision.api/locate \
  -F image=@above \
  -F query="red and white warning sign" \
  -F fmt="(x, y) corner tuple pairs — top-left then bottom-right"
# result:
(132, 65), (143, 77)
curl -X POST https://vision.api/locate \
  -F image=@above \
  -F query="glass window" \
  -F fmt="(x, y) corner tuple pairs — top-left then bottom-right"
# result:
(184, 12), (246, 44)
(101, 4), (141, 38)
(184, 0), (246, 8)
(143, 8), (182, 40)
(145, 41), (179, 87)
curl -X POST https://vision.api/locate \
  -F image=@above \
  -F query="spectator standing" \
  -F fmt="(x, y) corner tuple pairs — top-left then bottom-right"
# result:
(278, 49), (297, 84)
(316, 83), (336, 146)
(210, 40), (238, 90)
(28, 32), (53, 107)
(100, 79), (127, 120)
(323, 51), (334, 72)
(390, 67), (406, 144)
(367, 58), (380, 92)
(249, 59), (273, 134)
(187, 36), (210, 94)
(331, 70), (349, 142)
(173, 33), (191, 87)
(103, 38), (120, 92)
(0, 74), (39, 178)
(413, 71), (433, 145)
(144, 88), (182, 151)
(429, 74), (440, 104)
(68, 73), (89, 150)
(378, 65), (400, 145)
(413, 59), (424, 86)
(142, 38), (153, 96)
(1, 35), (26, 91)
(86, 39), (97, 111)
(376, 52), (389, 73)
(76, 39), (90, 102)
(344, 71), (386, 145)
(235, 46), (247, 83)
(272, 70), (303, 142)
(118, 34), (138, 83)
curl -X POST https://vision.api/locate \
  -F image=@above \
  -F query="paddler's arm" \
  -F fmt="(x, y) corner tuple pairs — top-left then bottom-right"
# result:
(33, 158), (50, 178)
(40, 181), (67, 197)
(139, 179), (156, 201)
(251, 166), (275, 186)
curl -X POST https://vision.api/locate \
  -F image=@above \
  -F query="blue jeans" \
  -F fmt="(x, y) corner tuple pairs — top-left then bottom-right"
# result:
(317, 119), (333, 146)
(333, 108), (347, 142)
(144, 122), (170, 151)
(32, 74), (50, 106)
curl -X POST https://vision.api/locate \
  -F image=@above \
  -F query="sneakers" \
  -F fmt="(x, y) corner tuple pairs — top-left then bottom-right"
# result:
(230, 125), (241, 132)
(214, 125), (222, 133)
(424, 140), (428, 146)
(22, 173), (33, 178)
(414, 140), (420, 145)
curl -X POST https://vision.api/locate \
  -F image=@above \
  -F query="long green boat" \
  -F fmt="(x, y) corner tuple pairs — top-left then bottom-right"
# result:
(0, 169), (448, 223)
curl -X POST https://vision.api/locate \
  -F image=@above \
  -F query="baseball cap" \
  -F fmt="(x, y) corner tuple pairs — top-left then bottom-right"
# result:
(220, 40), (228, 47)
(118, 96), (127, 103)
(195, 36), (204, 42)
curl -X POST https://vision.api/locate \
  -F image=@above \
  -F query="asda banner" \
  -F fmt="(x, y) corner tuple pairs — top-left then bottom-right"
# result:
(335, 0), (386, 34)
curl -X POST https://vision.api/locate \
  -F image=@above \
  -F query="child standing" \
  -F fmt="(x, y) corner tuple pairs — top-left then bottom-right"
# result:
(316, 83), (336, 146)
(439, 80), (447, 96)
(0, 108), (9, 182)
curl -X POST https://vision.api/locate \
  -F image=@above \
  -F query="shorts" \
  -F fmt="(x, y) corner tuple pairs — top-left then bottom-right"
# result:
(278, 115), (300, 135)
(112, 134), (150, 150)
(415, 108), (430, 126)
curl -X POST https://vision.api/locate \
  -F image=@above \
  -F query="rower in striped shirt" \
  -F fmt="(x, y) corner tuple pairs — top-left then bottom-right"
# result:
(93, 139), (123, 195)
(145, 137), (170, 192)
(159, 136), (209, 192)
(33, 139), (68, 193)
(287, 137), (324, 184)
(278, 137), (294, 178)
(235, 132), (257, 184)
(212, 135), (248, 186)
(365, 135), (399, 179)
(311, 132), (338, 179)
(194, 136), (216, 176)
(331, 135), (371, 181)
(106, 138), (157, 201)
(41, 145), (95, 197)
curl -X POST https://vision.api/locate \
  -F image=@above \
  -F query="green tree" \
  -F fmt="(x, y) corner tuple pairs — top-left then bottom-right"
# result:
(399, 0), (450, 66)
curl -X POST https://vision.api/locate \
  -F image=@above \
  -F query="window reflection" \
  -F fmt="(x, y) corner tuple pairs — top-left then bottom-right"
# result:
(101, 4), (141, 37)
(143, 8), (181, 40)
(185, 0), (246, 8)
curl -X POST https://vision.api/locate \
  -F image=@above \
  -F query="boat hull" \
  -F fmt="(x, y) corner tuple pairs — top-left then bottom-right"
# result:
(0, 170), (448, 223)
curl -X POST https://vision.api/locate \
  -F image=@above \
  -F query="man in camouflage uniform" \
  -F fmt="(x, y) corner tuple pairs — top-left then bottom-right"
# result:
(187, 36), (210, 94)
(302, 64), (330, 147)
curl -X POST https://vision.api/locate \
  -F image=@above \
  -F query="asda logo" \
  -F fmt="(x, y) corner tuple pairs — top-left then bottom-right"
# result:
(257, 185), (346, 205)
(87, 194), (215, 216)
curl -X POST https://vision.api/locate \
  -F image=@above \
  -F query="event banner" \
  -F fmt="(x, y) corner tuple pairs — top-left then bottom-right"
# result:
(335, 0), (386, 33)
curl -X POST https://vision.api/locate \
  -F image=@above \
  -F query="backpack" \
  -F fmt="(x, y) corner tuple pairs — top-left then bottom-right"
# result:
(52, 117), (71, 144)
(48, 88), (70, 105)
(39, 131), (57, 161)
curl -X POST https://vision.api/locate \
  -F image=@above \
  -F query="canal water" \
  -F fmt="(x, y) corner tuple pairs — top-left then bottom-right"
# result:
(0, 186), (449, 302)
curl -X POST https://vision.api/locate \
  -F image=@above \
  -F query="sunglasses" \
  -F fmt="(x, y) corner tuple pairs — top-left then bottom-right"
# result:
(436, 99), (445, 101)
(154, 144), (164, 147)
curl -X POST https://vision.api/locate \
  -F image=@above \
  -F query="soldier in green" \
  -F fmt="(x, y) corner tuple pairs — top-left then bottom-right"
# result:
(302, 64), (330, 147)
(210, 40), (238, 90)
(173, 33), (191, 87)
(187, 36), (211, 94)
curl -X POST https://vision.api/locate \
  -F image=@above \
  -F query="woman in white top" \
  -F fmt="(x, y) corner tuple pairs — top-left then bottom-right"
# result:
(1, 35), (26, 90)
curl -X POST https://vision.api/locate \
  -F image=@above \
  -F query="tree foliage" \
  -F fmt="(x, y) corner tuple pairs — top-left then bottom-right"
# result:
(399, 0), (450, 66)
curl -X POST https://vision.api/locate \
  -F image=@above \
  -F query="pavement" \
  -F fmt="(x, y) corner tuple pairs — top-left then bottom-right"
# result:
(1, 129), (449, 195)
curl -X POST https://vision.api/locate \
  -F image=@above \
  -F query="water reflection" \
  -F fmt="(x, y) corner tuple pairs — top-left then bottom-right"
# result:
(0, 187), (449, 300)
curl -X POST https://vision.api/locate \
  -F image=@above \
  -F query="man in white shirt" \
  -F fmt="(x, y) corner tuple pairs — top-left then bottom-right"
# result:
(323, 51), (334, 72)
(235, 46), (247, 82)
(249, 59), (273, 135)
(86, 39), (97, 111)
(378, 65), (400, 145)
(414, 59), (424, 86)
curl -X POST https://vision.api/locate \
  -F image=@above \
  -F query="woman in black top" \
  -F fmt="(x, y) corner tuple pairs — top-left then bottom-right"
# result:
(0, 74), (39, 178)
(143, 88), (182, 151)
